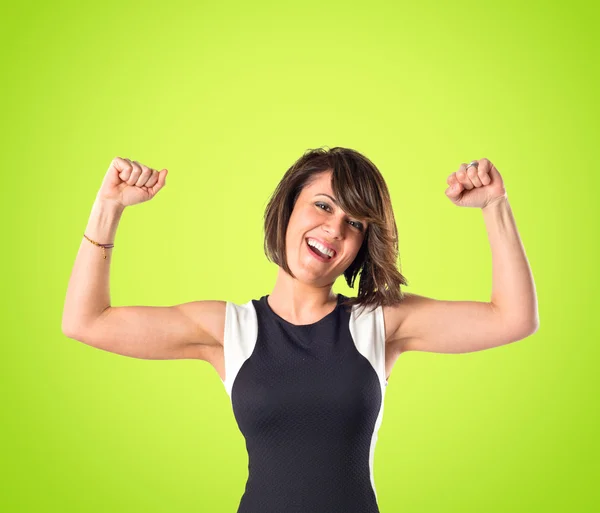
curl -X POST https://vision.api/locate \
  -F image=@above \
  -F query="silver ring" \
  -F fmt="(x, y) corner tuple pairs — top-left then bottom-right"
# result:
(465, 160), (479, 170)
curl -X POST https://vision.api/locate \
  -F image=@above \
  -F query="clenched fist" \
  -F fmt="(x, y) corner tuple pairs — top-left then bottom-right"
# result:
(97, 157), (168, 208)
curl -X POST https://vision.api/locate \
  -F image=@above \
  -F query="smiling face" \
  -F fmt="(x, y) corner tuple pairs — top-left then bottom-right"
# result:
(284, 170), (368, 285)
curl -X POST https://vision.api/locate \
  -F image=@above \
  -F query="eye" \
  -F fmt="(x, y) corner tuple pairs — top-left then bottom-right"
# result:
(315, 202), (332, 212)
(316, 202), (364, 231)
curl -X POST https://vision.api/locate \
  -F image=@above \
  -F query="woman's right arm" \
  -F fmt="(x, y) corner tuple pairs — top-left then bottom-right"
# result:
(61, 197), (123, 337)
(61, 158), (225, 361)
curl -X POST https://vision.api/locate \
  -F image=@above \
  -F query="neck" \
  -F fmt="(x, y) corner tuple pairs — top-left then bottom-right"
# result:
(268, 267), (338, 316)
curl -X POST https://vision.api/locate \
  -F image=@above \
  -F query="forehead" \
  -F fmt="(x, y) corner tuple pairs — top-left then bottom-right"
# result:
(302, 170), (333, 195)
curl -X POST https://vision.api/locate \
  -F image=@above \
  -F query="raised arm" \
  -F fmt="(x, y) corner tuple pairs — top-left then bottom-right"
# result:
(61, 158), (224, 361)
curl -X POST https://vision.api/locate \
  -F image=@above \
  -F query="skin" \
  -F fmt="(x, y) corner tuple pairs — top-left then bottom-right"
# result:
(208, 159), (537, 386)
(266, 169), (368, 325)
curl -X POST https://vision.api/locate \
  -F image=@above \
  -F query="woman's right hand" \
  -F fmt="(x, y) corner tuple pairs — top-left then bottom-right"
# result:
(97, 157), (168, 208)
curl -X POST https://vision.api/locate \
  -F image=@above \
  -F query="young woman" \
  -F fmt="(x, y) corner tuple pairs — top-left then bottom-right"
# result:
(62, 147), (538, 513)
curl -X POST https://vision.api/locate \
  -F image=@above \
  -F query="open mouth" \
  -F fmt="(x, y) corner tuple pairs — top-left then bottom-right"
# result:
(305, 238), (335, 262)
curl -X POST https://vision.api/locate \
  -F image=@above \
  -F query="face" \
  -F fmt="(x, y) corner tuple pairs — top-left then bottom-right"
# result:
(285, 170), (368, 285)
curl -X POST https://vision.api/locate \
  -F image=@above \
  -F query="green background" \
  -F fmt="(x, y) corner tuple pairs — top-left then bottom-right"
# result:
(2, 0), (598, 511)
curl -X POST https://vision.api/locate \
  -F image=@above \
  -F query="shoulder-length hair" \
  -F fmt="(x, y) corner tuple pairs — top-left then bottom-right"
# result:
(263, 146), (408, 314)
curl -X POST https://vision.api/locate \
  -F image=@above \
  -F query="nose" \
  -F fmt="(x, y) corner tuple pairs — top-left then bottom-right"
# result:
(322, 217), (345, 239)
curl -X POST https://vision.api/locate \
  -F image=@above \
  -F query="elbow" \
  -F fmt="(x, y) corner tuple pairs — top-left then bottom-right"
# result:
(61, 319), (74, 339)
(61, 319), (88, 341)
(62, 309), (108, 341)
(62, 326), (83, 340)
(512, 319), (539, 340)
(530, 318), (540, 334)
(526, 313), (540, 335)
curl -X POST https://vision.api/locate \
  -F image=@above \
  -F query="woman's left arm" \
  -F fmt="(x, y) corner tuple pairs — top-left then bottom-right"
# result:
(390, 158), (539, 355)
(482, 195), (539, 332)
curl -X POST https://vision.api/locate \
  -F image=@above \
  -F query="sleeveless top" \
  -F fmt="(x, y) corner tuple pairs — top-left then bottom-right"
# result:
(221, 292), (388, 513)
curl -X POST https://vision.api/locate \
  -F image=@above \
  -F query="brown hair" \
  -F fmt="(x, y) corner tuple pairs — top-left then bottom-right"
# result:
(263, 146), (409, 314)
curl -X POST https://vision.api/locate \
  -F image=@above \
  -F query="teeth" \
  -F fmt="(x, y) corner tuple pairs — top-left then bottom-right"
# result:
(307, 238), (334, 258)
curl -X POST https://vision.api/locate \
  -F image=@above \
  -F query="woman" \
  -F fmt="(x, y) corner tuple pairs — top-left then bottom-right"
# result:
(62, 146), (538, 513)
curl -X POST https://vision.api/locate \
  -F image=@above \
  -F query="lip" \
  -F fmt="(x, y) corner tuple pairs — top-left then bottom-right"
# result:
(305, 238), (336, 262)
(306, 237), (337, 257)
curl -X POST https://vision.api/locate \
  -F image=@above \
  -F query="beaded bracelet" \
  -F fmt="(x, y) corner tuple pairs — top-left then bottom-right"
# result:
(83, 234), (114, 259)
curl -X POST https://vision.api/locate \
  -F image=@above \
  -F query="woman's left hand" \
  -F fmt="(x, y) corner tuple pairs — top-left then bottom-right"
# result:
(445, 158), (507, 209)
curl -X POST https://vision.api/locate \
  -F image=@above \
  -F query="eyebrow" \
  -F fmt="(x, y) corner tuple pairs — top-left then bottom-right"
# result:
(314, 193), (368, 227)
(314, 193), (338, 205)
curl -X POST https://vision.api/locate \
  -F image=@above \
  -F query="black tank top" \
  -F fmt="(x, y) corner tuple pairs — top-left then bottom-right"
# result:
(221, 292), (388, 513)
